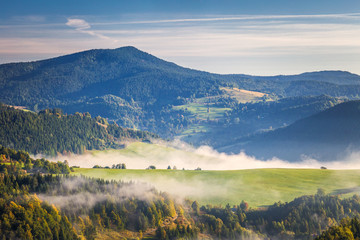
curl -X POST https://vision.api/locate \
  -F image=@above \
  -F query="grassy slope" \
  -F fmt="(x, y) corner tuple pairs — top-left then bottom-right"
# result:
(72, 168), (360, 208)
(173, 87), (268, 143)
(219, 87), (267, 103)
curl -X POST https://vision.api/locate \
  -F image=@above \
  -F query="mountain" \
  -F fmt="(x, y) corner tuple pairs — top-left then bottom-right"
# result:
(228, 71), (360, 98)
(1, 46), (360, 145)
(0, 46), (221, 107)
(225, 101), (360, 161)
(1, 47), (360, 107)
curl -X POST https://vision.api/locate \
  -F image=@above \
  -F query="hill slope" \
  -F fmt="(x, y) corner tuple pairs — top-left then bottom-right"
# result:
(0, 46), (221, 107)
(0, 104), (157, 155)
(190, 95), (342, 148)
(229, 101), (360, 161)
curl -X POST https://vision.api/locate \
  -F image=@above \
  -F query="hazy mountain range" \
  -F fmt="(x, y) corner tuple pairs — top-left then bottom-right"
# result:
(1, 46), (360, 161)
(221, 100), (360, 161)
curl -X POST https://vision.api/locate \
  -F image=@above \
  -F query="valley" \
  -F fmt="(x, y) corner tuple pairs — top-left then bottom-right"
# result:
(1, 47), (360, 239)
(2, 0), (360, 237)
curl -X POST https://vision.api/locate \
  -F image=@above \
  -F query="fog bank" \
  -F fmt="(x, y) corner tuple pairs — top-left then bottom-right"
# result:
(40, 140), (360, 170)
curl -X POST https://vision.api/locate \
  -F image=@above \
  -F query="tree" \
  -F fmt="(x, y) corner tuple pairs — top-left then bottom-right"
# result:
(240, 200), (249, 212)
(191, 201), (199, 215)
(317, 188), (326, 196)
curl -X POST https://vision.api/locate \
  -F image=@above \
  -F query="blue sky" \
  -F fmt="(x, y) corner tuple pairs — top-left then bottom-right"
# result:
(1, 0), (360, 75)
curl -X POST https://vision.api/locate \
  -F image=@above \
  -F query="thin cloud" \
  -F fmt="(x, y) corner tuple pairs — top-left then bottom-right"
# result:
(92, 13), (360, 26)
(66, 18), (117, 42)
(11, 15), (47, 23)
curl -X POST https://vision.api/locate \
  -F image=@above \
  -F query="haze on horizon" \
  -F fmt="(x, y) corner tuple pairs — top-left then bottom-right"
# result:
(1, 0), (360, 76)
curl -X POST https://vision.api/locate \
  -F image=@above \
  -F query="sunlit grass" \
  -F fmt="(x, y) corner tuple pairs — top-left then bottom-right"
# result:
(72, 168), (360, 208)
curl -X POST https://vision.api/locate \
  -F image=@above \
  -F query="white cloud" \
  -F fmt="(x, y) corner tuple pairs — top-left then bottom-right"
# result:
(66, 18), (91, 30)
(65, 18), (117, 42)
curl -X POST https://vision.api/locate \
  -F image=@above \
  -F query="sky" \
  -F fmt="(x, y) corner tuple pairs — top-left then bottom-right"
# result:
(1, 0), (360, 75)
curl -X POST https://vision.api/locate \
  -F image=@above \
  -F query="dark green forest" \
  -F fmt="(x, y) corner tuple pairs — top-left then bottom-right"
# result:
(0, 145), (71, 174)
(0, 104), (157, 156)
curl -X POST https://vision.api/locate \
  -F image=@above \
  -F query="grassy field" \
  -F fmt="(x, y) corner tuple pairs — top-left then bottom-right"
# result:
(172, 87), (270, 142)
(173, 102), (231, 121)
(72, 168), (360, 208)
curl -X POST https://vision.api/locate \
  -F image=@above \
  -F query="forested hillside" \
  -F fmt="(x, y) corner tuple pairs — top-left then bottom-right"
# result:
(188, 95), (342, 148)
(0, 46), (221, 108)
(0, 104), (157, 155)
(0, 145), (71, 174)
(232, 100), (360, 161)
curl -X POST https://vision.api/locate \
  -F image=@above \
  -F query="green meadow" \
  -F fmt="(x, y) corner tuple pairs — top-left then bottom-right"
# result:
(173, 102), (231, 121)
(172, 87), (269, 142)
(72, 168), (360, 208)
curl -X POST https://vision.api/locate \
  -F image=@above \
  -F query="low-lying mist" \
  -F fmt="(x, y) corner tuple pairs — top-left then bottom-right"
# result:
(34, 141), (360, 207)
(41, 140), (360, 170)
(38, 177), (159, 213)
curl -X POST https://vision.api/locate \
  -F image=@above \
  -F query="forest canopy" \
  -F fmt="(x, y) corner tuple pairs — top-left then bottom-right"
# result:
(0, 103), (158, 156)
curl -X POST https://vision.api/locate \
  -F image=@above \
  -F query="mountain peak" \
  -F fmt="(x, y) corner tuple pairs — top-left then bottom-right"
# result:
(63, 46), (152, 61)
(114, 46), (141, 51)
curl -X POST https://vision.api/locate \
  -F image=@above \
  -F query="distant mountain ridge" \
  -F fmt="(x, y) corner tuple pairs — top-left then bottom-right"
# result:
(240, 70), (360, 85)
(1, 46), (360, 109)
(226, 100), (360, 161)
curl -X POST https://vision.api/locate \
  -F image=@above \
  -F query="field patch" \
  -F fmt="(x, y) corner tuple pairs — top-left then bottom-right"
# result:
(220, 87), (268, 103)
(173, 103), (230, 121)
